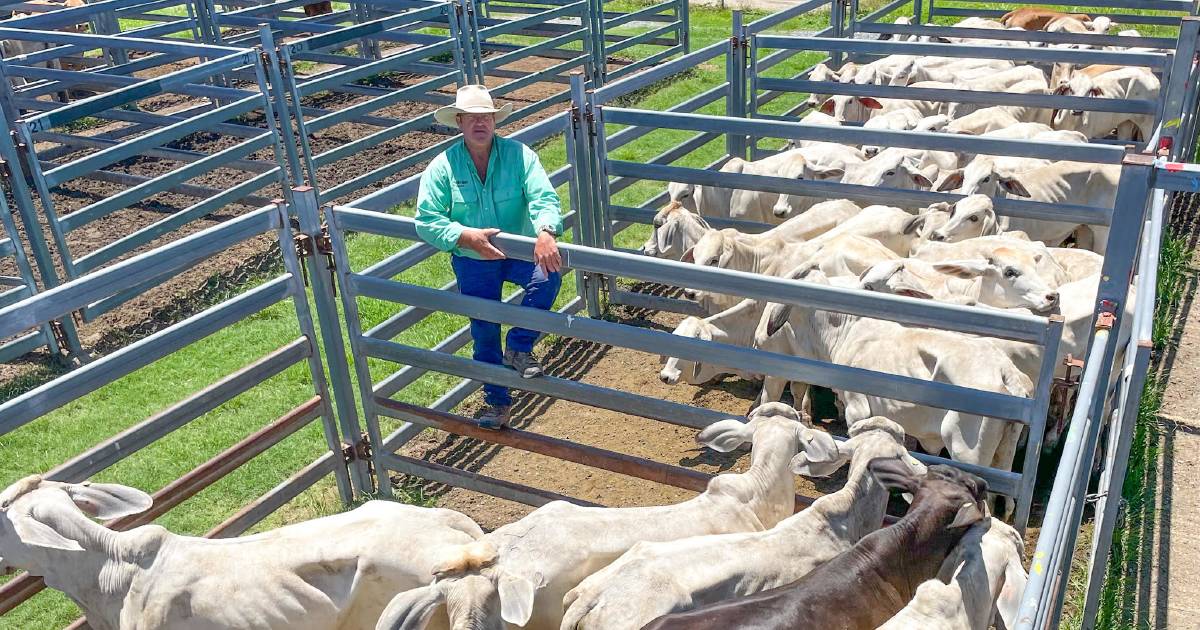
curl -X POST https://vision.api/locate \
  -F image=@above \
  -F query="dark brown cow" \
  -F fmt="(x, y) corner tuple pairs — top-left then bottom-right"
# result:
(640, 460), (989, 630)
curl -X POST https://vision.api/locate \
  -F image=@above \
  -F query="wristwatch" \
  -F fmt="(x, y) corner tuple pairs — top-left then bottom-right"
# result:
(539, 225), (558, 237)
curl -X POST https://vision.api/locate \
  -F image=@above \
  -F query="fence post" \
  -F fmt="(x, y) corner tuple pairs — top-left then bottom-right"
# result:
(1160, 18), (1199, 160)
(290, 186), (376, 497)
(448, 0), (473, 85)
(465, 0), (486, 84)
(747, 28), (761, 159)
(845, 0), (859, 38)
(830, 0), (844, 67)
(272, 201), (356, 505)
(0, 184), (61, 361)
(568, 73), (602, 317)
(679, 0), (689, 53)
(726, 11), (747, 160)
(589, 0), (608, 85)
(258, 28), (307, 191)
(916, 0), (926, 23)
(584, 88), (615, 285)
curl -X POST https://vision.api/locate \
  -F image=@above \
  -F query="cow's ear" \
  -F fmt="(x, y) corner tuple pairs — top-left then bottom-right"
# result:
(66, 482), (152, 520)
(681, 247), (695, 263)
(949, 500), (987, 528)
(868, 457), (921, 494)
(11, 513), (84, 552)
(936, 170), (964, 192)
(377, 584), (445, 630)
(932, 259), (990, 278)
(858, 97), (883, 110)
(997, 177), (1032, 198)
(902, 213), (927, 235)
(498, 571), (538, 626)
(819, 99), (835, 115)
(1087, 87), (1102, 98)
(811, 166), (844, 181)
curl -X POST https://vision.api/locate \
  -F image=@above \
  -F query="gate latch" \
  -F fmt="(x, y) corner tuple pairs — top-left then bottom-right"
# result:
(292, 220), (337, 295)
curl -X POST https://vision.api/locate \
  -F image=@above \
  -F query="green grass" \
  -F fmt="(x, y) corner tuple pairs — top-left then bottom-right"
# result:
(1088, 231), (1193, 630)
(0, 5), (771, 628)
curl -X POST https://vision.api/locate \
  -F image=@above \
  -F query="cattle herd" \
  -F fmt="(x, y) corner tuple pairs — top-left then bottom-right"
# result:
(0, 6), (1161, 630)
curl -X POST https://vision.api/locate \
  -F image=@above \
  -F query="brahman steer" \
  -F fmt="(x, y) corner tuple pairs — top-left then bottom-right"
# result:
(754, 268), (1031, 482)
(559, 417), (921, 630)
(1000, 8), (1090, 30)
(641, 461), (990, 630)
(0, 476), (484, 630)
(1052, 66), (1160, 143)
(376, 404), (813, 630)
(640, 202), (711, 259)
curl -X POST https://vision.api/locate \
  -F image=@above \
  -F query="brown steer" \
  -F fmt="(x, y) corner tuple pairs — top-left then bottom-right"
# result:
(1000, 8), (1091, 30)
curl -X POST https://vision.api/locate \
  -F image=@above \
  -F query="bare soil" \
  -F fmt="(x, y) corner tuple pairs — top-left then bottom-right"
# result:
(395, 302), (842, 531)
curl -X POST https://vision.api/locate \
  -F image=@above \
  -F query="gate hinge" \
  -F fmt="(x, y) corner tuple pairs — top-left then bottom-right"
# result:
(1085, 491), (1108, 503)
(47, 319), (72, 357)
(342, 432), (372, 463)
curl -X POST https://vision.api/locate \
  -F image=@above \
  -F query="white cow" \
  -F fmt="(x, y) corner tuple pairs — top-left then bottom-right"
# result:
(728, 145), (865, 224)
(1053, 66), (1160, 142)
(772, 150), (936, 220)
(560, 418), (922, 630)
(945, 108), (1024, 136)
(755, 267), (1032, 477)
(0, 476), (484, 630)
(667, 158), (746, 219)
(640, 202), (711, 259)
(376, 405), (814, 630)
(936, 158), (1120, 253)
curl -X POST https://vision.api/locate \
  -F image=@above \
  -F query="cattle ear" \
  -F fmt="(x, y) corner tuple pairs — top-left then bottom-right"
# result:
(66, 482), (152, 520)
(997, 177), (1032, 198)
(858, 97), (883, 110)
(892, 282), (935, 300)
(902, 213), (928, 235)
(377, 584), (445, 630)
(819, 99), (835, 115)
(681, 247), (695, 263)
(765, 303), (793, 338)
(498, 571), (538, 626)
(1087, 87), (1102, 98)
(10, 514), (84, 552)
(949, 500), (987, 528)
(936, 170), (964, 192)
(868, 457), (921, 494)
(996, 551), (1028, 630)
(697, 419), (755, 453)
(791, 429), (846, 477)
(932, 259), (990, 278)
(909, 165), (934, 188)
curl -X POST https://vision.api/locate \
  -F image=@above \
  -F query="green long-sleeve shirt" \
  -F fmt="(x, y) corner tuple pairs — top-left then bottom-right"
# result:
(415, 135), (563, 259)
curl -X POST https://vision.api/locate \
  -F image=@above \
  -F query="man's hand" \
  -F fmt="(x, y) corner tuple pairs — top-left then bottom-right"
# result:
(458, 227), (505, 260)
(534, 231), (562, 273)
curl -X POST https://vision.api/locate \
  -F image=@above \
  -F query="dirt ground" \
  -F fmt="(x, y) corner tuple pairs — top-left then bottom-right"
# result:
(396, 301), (847, 531)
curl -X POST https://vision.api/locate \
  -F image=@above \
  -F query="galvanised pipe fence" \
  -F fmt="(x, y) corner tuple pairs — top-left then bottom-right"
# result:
(0, 197), (367, 627)
(0, 29), (291, 335)
(0, 183), (62, 364)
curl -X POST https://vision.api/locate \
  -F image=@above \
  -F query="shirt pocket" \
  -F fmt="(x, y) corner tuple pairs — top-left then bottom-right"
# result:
(450, 187), (478, 224)
(495, 187), (526, 220)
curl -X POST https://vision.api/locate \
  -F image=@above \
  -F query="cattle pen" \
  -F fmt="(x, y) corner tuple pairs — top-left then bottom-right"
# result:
(0, 0), (1198, 628)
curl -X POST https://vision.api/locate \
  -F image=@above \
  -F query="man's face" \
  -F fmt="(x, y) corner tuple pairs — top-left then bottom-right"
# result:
(459, 112), (496, 148)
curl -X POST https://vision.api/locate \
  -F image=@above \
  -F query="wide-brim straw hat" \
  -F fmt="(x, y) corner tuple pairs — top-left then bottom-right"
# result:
(434, 84), (513, 128)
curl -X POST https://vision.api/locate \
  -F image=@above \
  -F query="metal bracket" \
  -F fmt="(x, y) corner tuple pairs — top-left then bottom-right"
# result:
(291, 220), (337, 295)
(342, 432), (372, 462)
(47, 319), (73, 358)
(1085, 491), (1108, 503)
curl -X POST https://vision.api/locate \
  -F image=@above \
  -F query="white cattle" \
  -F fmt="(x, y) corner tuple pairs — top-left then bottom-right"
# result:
(951, 79), (1052, 124)
(682, 230), (897, 311)
(859, 245), (1062, 313)
(755, 267), (1033, 477)
(729, 145), (865, 224)
(772, 150), (935, 220)
(1049, 246), (1103, 281)
(1053, 66), (1160, 142)
(862, 108), (924, 156)
(640, 202), (711, 259)
(945, 108), (1024, 136)
(792, 110), (843, 148)
(560, 418), (921, 630)
(879, 518), (1027, 630)
(0, 477), (484, 630)
(802, 62), (859, 111)
(949, 128), (1088, 178)
(659, 298), (766, 385)
(915, 235), (1068, 282)
(376, 405), (814, 630)
(820, 204), (935, 256)
(667, 157), (745, 219)
(936, 158), (1120, 253)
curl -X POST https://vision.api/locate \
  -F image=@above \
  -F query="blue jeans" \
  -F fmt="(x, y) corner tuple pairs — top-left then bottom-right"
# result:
(450, 255), (562, 407)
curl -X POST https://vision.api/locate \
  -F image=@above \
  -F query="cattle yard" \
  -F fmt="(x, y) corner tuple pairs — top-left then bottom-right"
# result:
(0, 0), (1198, 628)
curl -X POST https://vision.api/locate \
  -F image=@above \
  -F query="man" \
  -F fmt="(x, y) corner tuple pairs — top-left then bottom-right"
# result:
(415, 85), (564, 429)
